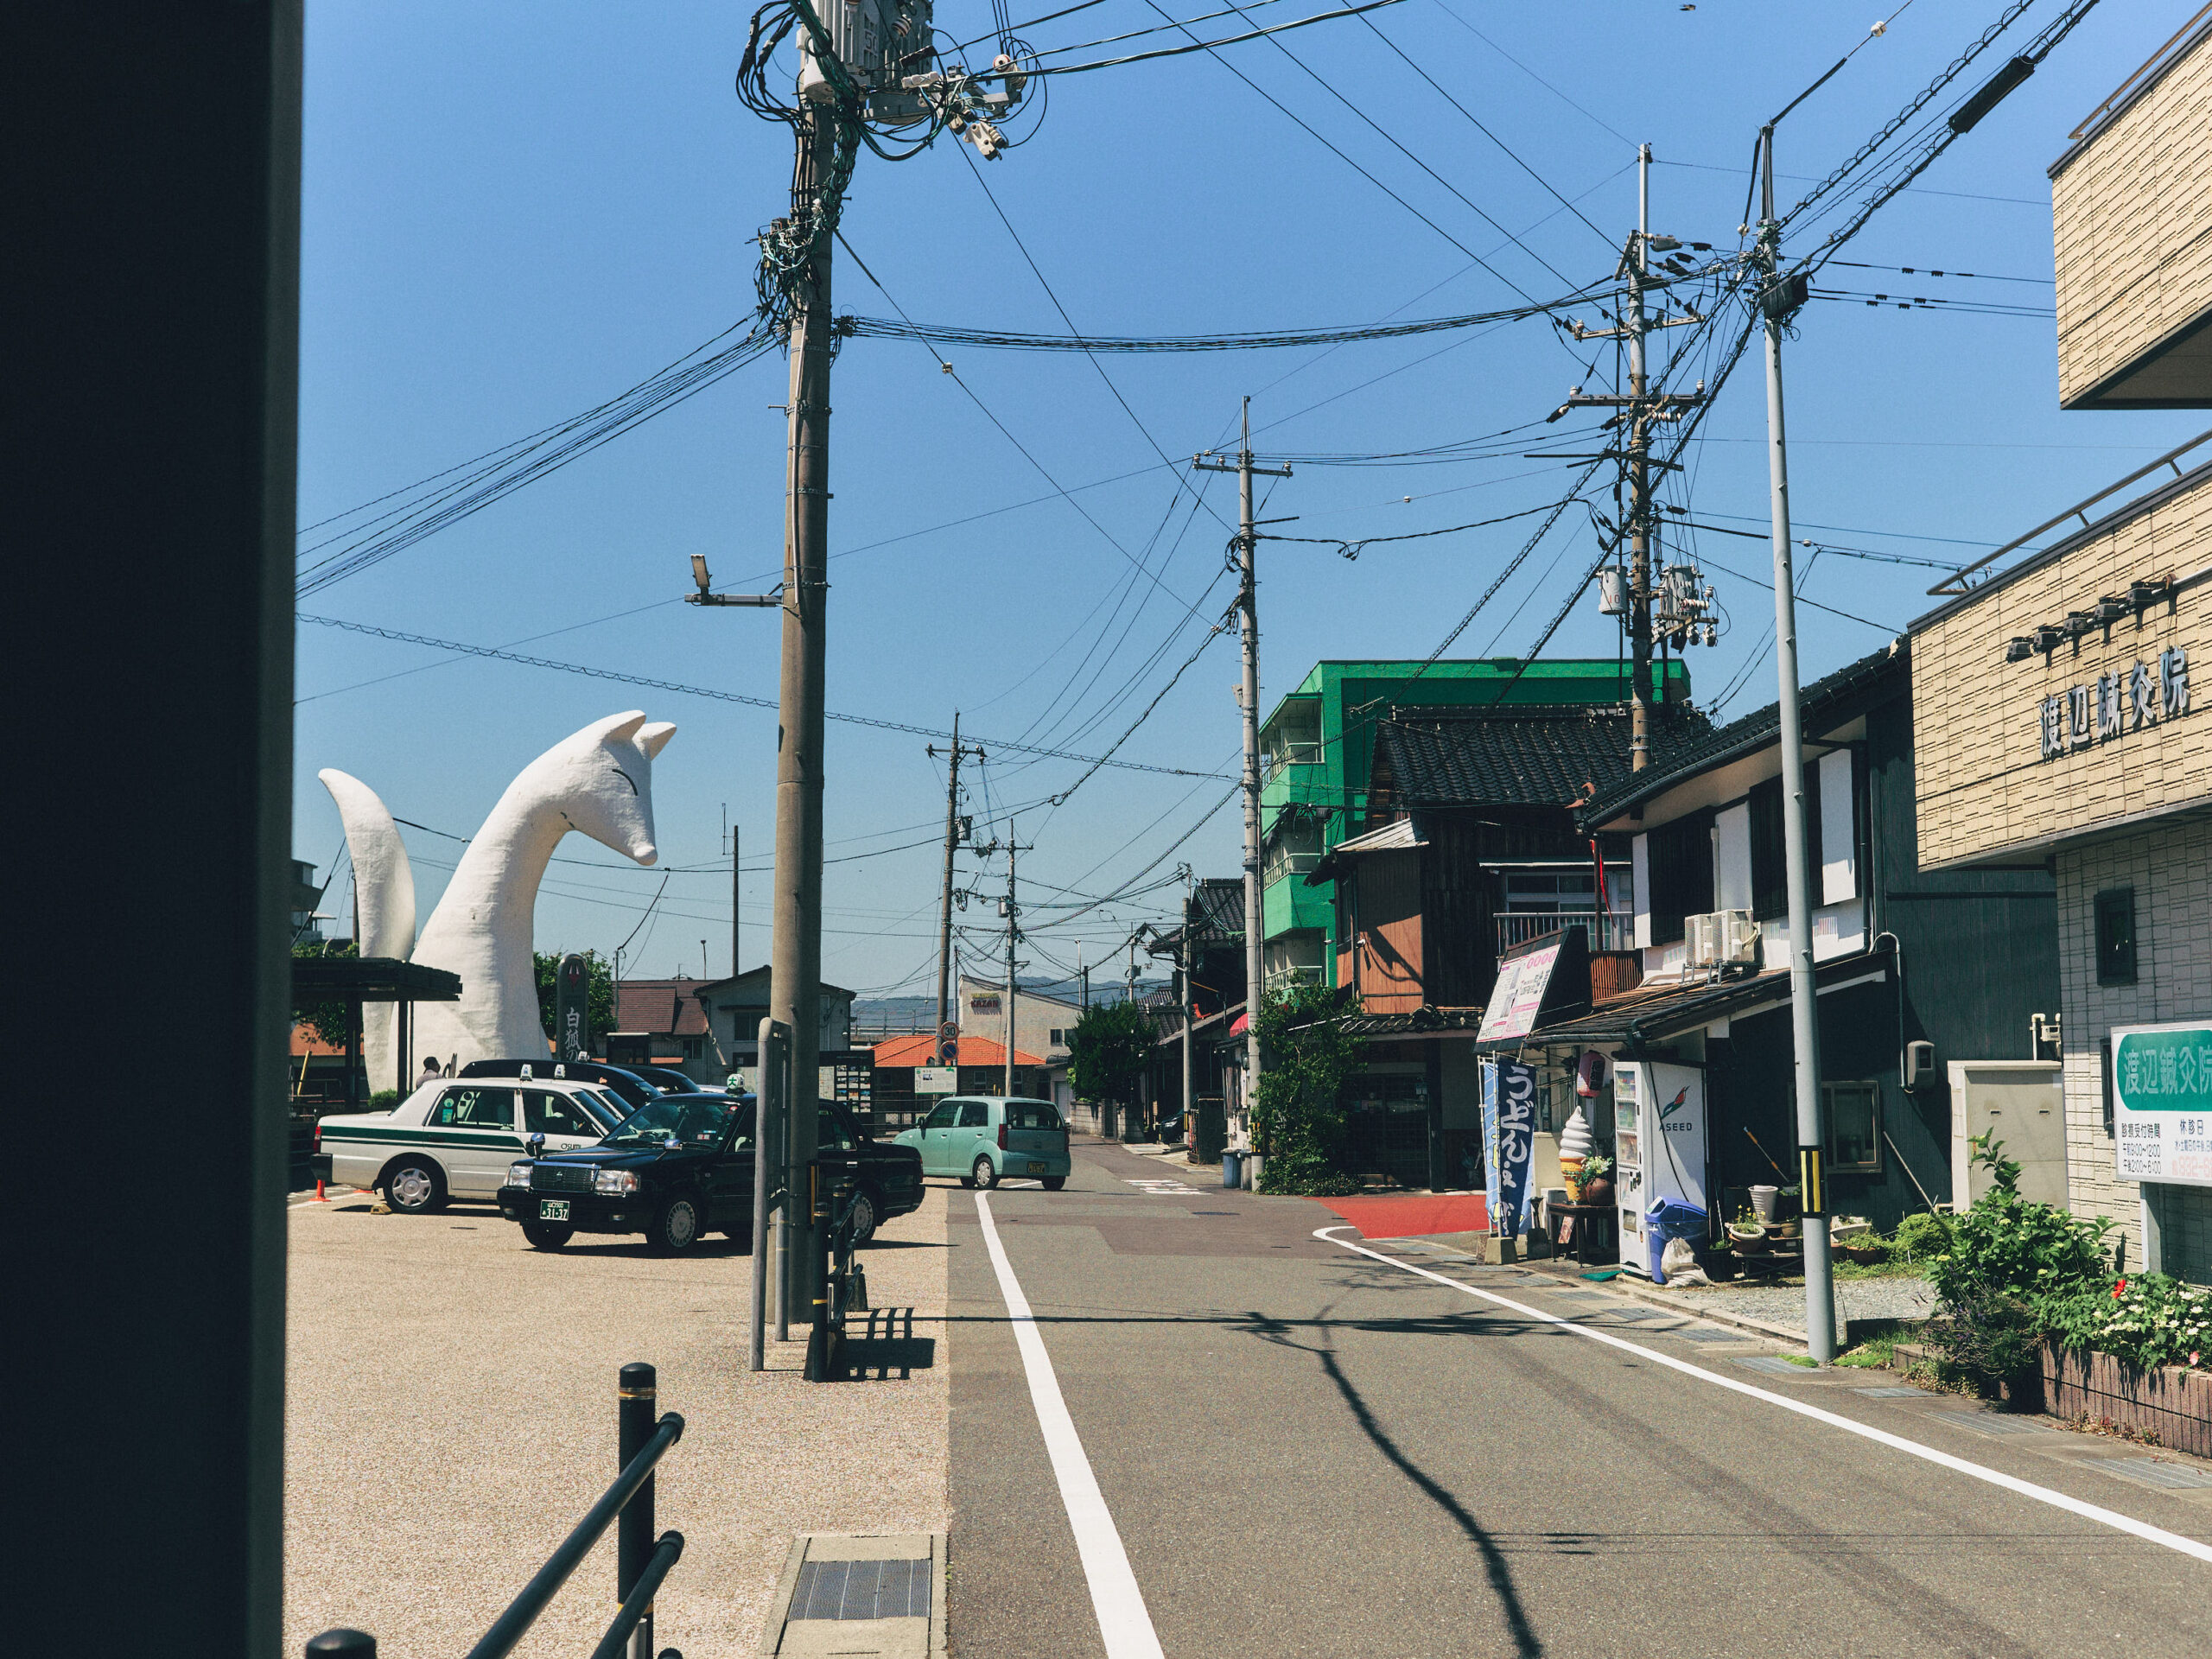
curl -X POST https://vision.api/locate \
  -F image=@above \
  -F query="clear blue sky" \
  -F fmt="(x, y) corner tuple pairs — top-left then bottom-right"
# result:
(293, 0), (2202, 996)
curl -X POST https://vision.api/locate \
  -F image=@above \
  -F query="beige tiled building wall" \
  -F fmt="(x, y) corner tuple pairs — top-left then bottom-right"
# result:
(2051, 28), (2212, 405)
(1910, 470), (2212, 868)
(2056, 818), (2212, 1275)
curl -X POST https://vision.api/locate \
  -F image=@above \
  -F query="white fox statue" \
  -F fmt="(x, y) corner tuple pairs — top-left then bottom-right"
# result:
(318, 711), (675, 1086)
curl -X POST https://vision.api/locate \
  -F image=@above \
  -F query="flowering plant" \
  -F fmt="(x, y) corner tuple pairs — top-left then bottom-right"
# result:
(2038, 1274), (2211, 1373)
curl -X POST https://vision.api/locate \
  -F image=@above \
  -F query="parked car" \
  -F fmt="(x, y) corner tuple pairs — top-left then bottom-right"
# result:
(312, 1076), (624, 1215)
(623, 1062), (718, 1096)
(460, 1058), (664, 1112)
(498, 1095), (923, 1253)
(894, 1096), (1070, 1190)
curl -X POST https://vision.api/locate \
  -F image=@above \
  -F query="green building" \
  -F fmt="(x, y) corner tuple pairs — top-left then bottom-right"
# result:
(1258, 658), (1691, 991)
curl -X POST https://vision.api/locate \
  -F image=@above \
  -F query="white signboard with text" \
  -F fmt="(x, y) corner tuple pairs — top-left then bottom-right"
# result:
(2112, 1020), (2212, 1187)
(913, 1065), (957, 1095)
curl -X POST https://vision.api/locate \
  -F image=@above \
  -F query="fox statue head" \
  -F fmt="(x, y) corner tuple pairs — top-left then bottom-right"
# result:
(521, 710), (677, 867)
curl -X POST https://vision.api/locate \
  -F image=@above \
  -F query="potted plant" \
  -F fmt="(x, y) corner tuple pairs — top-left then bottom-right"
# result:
(1565, 1149), (1615, 1208)
(1726, 1205), (1768, 1249)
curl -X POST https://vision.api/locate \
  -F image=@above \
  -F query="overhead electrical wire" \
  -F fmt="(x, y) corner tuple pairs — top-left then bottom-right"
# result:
(297, 613), (1231, 779)
(837, 288), (1599, 352)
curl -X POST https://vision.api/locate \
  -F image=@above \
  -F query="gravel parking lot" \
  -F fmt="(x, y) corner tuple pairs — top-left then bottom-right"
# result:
(284, 1185), (950, 1657)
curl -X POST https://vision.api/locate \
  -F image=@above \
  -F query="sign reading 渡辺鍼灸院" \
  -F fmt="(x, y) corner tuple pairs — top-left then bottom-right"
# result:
(2112, 1020), (2212, 1188)
(2037, 647), (2188, 760)
(1482, 1058), (1537, 1236)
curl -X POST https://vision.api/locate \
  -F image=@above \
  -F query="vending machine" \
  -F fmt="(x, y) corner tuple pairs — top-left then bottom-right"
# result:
(1612, 1060), (1707, 1276)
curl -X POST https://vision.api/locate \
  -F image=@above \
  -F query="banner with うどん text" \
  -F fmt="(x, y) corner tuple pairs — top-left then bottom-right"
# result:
(1483, 1057), (1538, 1236)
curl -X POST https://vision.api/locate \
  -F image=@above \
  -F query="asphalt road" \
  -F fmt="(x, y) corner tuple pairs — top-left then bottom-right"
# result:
(948, 1138), (2212, 1658)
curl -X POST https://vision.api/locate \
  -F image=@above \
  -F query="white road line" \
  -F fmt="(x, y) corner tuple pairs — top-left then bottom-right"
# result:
(976, 1192), (1166, 1659)
(1317, 1226), (2212, 1564)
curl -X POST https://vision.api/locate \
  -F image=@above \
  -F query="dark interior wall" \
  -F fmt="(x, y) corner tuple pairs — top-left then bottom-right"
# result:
(20, 6), (303, 1652)
(1712, 983), (1942, 1232)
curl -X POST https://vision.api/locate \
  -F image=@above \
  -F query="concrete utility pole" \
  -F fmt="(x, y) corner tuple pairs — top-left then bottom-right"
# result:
(728, 819), (740, 980)
(928, 715), (983, 1065)
(1755, 124), (1837, 1363)
(1002, 841), (1020, 1098)
(1180, 873), (1195, 1144)
(1195, 400), (1290, 1138)
(770, 106), (836, 1326)
(1627, 143), (1655, 771)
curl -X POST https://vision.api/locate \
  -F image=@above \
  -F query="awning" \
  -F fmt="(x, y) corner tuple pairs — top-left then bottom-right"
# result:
(1306, 814), (1427, 885)
(1230, 1011), (1249, 1036)
(290, 957), (462, 1003)
(1473, 946), (1889, 1053)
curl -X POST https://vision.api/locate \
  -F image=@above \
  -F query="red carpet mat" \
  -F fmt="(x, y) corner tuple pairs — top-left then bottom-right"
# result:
(1305, 1192), (1489, 1239)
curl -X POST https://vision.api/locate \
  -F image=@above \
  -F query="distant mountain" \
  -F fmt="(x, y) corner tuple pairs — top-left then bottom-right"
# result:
(852, 976), (1166, 1033)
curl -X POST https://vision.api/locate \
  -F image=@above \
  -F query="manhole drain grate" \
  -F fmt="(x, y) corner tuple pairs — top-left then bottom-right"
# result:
(791, 1556), (931, 1621)
(2091, 1458), (2212, 1490)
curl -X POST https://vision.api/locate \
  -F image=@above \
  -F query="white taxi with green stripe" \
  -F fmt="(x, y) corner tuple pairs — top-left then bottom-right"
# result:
(314, 1077), (626, 1214)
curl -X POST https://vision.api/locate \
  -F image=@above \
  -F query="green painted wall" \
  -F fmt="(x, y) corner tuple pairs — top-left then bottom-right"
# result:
(1258, 657), (1689, 987)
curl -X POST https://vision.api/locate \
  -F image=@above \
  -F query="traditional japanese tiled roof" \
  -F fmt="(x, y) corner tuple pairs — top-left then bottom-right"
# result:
(1374, 702), (1712, 811)
(613, 978), (713, 1038)
(871, 1033), (1044, 1068)
(1574, 644), (1906, 831)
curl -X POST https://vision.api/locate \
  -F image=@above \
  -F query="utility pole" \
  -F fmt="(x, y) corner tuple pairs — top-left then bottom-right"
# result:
(1755, 124), (1836, 1363)
(1002, 840), (1020, 1098)
(1195, 399), (1290, 1143)
(1556, 149), (1704, 772)
(1180, 870), (1195, 1147)
(928, 715), (983, 1065)
(770, 105), (836, 1327)
(728, 817), (740, 981)
(1627, 143), (1655, 771)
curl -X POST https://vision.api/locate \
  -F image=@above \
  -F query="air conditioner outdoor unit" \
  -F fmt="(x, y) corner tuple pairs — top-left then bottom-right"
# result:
(1685, 909), (1759, 969)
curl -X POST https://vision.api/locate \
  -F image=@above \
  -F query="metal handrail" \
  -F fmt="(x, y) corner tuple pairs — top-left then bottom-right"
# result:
(462, 1412), (685, 1659)
(1926, 428), (2212, 594)
(588, 1529), (686, 1659)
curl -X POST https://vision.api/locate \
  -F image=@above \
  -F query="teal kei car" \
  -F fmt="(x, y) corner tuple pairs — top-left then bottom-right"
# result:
(895, 1096), (1071, 1190)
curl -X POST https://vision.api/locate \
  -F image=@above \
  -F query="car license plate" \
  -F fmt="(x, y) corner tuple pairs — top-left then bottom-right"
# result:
(539, 1199), (571, 1221)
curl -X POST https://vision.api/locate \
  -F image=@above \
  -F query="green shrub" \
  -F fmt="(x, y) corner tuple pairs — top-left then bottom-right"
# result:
(366, 1089), (400, 1112)
(1249, 982), (1363, 1192)
(1891, 1211), (1951, 1264)
(1925, 1133), (2113, 1391)
(2038, 1274), (2209, 1373)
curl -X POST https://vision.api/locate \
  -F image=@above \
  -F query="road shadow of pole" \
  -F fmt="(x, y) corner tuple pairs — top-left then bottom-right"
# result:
(1239, 1302), (1546, 1658)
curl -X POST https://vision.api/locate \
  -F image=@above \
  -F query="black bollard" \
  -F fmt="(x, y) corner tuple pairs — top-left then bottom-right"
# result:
(305, 1631), (376, 1657)
(618, 1363), (656, 1658)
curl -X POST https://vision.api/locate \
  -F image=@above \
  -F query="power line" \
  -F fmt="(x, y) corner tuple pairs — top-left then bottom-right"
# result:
(297, 613), (1233, 780)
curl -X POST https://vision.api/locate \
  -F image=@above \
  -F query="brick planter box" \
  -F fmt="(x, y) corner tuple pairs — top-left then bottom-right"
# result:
(2039, 1343), (2212, 1458)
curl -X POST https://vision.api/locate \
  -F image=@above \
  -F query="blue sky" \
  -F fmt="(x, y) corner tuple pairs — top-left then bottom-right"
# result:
(293, 0), (2202, 996)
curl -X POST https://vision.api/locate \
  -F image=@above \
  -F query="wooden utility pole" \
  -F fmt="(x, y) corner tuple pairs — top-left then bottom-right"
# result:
(770, 107), (835, 1325)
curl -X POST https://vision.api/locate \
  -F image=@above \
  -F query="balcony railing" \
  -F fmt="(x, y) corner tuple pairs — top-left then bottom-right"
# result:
(1262, 849), (1320, 887)
(1495, 911), (1636, 955)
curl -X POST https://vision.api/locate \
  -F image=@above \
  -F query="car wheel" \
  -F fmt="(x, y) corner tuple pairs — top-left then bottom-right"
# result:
(383, 1158), (444, 1216)
(1041, 1176), (1067, 1192)
(647, 1194), (702, 1255)
(970, 1155), (999, 1192)
(521, 1223), (573, 1249)
(848, 1187), (880, 1246)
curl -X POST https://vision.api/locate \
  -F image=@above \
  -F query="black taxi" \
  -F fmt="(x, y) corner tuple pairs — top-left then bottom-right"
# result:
(497, 1092), (922, 1254)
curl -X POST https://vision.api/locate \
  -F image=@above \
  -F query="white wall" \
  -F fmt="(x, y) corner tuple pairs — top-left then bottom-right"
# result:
(1631, 833), (1651, 950)
(1715, 804), (1752, 913)
(1820, 747), (1858, 903)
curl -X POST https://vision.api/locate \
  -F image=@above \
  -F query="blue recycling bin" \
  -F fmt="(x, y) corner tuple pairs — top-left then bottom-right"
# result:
(1222, 1150), (1243, 1190)
(1646, 1198), (1708, 1285)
